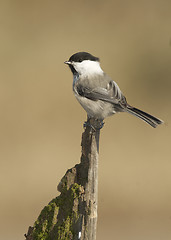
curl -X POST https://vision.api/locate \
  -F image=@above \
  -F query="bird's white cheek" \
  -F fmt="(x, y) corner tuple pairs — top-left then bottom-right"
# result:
(72, 63), (82, 73)
(73, 61), (103, 76)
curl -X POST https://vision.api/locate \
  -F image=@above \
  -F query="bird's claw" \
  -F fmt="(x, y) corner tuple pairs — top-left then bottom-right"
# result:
(83, 120), (104, 131)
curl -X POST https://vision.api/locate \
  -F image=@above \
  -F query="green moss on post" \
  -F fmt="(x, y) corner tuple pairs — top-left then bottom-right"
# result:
(30, 183), (83, 240)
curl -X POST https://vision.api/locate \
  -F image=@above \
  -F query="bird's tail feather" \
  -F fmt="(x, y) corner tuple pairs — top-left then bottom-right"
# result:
(126, 105), (163, 128)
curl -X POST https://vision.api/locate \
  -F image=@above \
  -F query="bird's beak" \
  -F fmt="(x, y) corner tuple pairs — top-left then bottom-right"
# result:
(64, 61), (71, 65)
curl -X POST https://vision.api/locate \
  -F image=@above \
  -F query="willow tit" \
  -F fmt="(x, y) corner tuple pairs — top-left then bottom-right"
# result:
(64, 52), (163, 128)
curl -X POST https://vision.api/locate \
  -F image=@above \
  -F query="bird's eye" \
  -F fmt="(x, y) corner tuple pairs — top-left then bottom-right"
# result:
(78, 59), (82, 62)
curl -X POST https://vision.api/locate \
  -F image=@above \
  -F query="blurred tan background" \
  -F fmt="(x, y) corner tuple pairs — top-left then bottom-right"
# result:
(0, 0), (171, 239)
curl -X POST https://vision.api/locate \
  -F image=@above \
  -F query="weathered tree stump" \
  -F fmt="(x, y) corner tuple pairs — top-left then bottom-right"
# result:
(25, 118), (101, 240)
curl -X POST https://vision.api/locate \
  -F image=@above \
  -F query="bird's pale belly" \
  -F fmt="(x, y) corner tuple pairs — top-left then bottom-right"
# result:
(75, 94), (115, 120)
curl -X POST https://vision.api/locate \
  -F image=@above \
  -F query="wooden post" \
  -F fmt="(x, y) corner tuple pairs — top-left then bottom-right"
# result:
(25, 117), (101, 240)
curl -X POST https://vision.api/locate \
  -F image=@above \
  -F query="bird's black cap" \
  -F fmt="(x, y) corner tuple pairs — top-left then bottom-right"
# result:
(69, 52), (99, 63)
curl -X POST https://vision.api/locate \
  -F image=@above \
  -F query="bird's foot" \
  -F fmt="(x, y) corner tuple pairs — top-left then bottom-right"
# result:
(83, 119), (104, 131)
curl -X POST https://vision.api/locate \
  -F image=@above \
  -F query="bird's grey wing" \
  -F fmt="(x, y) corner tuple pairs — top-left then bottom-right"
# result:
(76, 77), (127, 108)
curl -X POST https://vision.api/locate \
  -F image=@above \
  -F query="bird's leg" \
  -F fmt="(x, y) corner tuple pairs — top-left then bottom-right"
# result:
(83, 117), (105, 131)
(83, 121), (96, 131)
(98, 120), (105, 129)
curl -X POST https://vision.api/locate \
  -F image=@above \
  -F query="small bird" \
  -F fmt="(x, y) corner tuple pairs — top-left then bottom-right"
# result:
(64, 52), (163, 128)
